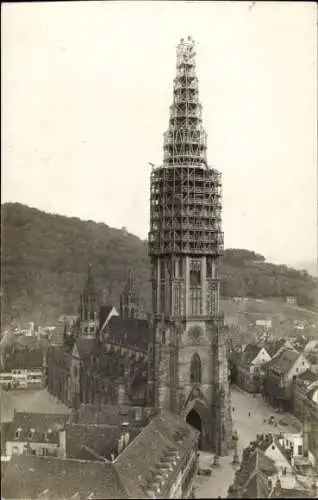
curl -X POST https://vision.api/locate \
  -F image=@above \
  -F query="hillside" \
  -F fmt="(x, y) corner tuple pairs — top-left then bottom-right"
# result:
(294, 261), (317, 277)
(1, 203), (317, 326)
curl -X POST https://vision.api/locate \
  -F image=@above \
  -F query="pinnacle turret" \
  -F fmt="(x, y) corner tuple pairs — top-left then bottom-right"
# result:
(163, 36), (207, 167)
(83, 263), (95, 295)
(120, 269), (139, 319)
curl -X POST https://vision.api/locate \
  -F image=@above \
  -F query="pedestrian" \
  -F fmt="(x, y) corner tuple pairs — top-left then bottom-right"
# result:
(248, 411), (251, 417)
(232, 406), (235, 412)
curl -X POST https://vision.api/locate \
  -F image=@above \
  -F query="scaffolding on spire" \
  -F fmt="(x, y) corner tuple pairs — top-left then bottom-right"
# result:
(149, 36), (224, 258)
(163, 36), (207, 167)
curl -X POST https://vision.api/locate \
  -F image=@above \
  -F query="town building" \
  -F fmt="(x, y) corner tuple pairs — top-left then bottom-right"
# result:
(258, 433), (293, 474)
(286, 296), (297, 305)
(256, 319), (272, 329)
(4, 412), (69, 458)
(11, 322), (36, 337)
(114, 411), (199, 498)
(263, 348), (311, 410)
(0, 339), (44, 389)
(291, 369), (318, 470)
(304, 340), (318, 355)
(228, 447), (281, 498)
(148, 36), (232, 455)
(227, 433), (317, 498)
(236, 344), (271, 392)
(2, 410), (147, 463)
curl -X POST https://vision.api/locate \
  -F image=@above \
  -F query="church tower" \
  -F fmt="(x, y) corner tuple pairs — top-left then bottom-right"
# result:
(148, 37), (232, 454)
(79, 264), (100, 338)
(120, 269), (139, 319)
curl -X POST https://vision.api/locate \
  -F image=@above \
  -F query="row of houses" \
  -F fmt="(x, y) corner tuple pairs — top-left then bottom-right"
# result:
(230, 337), (318, 472)
(227, 429), (317, 498)
(231, 338), (318, 399)
(1, 406), (199, 499)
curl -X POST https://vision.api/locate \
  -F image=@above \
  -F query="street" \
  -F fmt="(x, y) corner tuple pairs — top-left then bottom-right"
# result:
(196, 386), (299, 498)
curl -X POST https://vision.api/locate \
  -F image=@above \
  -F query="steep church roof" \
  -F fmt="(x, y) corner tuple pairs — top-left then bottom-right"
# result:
(82, 263), (97, 295)
(107, 316), (150, 352)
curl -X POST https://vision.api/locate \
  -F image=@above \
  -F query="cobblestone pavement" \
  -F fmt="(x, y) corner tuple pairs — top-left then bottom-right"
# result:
(195, 386), (299, 498)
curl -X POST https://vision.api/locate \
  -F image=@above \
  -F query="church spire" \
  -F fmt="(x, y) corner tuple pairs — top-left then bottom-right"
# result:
(79, 264), (100, 338)
(83, 263), (95, 294)
(120, 269), (139, 319)
(163, 36), (207, 167)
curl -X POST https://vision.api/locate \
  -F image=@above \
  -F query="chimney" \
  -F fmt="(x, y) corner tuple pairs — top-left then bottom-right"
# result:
(303, 419), (310, 457)
(59, 428), (66, 459)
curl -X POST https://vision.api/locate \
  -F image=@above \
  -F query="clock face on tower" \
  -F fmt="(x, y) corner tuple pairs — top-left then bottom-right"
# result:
(188, 326), (203, 343)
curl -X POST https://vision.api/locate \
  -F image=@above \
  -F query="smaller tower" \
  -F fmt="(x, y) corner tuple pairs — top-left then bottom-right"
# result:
(79, 264), (100, 337)
(120, 269), (139, 319)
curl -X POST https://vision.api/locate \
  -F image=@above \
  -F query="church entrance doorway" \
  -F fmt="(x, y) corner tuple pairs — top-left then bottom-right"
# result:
(186, 409), (202, 449)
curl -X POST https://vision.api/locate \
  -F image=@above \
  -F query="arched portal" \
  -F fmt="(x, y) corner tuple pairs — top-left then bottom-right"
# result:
(186, 409), (202, 449)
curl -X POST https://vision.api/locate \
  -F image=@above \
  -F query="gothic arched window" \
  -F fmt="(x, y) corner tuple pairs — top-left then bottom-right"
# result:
(190, 353), (202, 384)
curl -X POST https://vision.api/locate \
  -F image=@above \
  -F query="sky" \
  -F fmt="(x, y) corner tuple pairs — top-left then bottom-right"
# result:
(2, 1), (317, 267)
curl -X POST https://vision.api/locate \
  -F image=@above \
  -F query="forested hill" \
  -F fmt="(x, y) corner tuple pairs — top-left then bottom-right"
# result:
(2, 203), (317, 326)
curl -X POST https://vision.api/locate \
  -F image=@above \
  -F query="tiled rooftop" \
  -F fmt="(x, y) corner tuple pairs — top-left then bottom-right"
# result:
(297, 369), (318, 386)
(107, 316), (150, 352)
(6, 412), (69, 444)
(265, 339), (285, 358)
(2, 454), (128, 499)
(65, 422), (142, 461)
(241, 344), (262, 366)
(268, 348), (299, 375)
(241, 469), (271, 498)
(229, 445), (277, 497)
(3, 347), (44, 371)
(114, 410), (198, 498)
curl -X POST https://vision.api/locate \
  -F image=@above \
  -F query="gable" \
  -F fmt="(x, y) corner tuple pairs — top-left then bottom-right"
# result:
(242, 344), (262, 365)
(288, 354), (310, 379)
(253, 348), (271, 365)
(308, 387), (318, 403)
(304, 340), (318, 353)
(284, 340), (295, 350)
(264, 442), (292, 471)
(100, 306), (119, 332)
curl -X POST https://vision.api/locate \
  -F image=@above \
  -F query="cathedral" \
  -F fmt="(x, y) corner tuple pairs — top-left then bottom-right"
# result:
(46, 36), (232, 457)
(46, 267), (151, 410)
